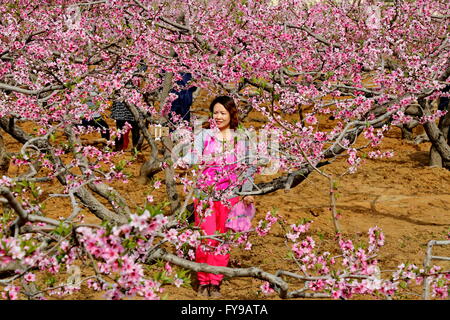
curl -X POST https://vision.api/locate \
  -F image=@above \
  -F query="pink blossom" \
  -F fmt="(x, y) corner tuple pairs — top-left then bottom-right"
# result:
(173, 277), (184, 288)
(24, 272), (36, 282)
(260, 282), (275, 295)
(164, 229), (178, 242)
(164, 262), (173, 275)
(153, 180), (162, 189)
(305, 114), (318, 125)
(2, 285), (20, 300)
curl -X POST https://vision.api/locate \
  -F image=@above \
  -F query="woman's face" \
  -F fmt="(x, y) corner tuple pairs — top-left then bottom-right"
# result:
(212, 103), (231, 130)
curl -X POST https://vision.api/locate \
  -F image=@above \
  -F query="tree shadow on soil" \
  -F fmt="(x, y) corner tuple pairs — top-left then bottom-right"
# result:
(407, 151), (430, 167)
(338, 202), (448, 227)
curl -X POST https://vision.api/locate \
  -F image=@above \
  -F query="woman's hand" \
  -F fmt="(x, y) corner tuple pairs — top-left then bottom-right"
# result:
(242, 195), (254, 206)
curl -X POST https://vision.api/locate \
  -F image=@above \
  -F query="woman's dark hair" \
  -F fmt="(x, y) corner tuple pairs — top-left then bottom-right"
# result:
(205, 96), (239, 129)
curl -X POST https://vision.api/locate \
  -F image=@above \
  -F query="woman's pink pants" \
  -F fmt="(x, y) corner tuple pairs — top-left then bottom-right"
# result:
(194, 196), (240, 285)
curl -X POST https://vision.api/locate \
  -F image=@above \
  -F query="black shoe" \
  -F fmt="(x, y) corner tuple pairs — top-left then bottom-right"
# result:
(209, 284), (221, 298)
(197, 284), (210, 297)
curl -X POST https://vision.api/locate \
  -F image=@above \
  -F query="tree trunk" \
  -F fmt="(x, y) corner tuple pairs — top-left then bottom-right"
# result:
(139, 59), (174, 183)
(63, 125), (131, 221)
(137, 53), (181, 212)
(401, 125), (414, 141)
(162, 136), (180, 213)
(429, 145), (443, 167)
(0, 117), (30, 144)
(401, 106), (422, 141)
(138, 157), (162, 184)
(126, 103), (162, 184)
(438, 107), (450, 169)
(420, 97), (450, 168)
(88, 182), (132, 216)
(0, 132), (9, 175)
(74, 186), (128, 224)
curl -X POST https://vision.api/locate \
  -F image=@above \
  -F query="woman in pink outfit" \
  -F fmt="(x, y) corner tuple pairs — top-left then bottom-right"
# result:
(181, 96), (256, 298)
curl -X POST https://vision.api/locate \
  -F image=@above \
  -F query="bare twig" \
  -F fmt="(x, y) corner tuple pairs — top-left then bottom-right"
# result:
(148, 248), (289, 298)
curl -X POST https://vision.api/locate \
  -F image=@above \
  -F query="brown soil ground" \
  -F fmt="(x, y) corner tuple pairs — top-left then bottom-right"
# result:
(2, 90), (450, 300)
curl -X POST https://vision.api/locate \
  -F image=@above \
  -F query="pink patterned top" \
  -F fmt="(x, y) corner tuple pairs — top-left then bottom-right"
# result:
(181, 128), (256, 199)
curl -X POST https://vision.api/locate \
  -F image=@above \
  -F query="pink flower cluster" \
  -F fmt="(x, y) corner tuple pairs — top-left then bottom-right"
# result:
(260, 281), (275, 295)
(286, 221), (312, 242)
(367, 150), (394, 159)
(74, 213), (176, 299)
(256, 211), (279, 237)
(282, 220), (449, 299)
(363, 125), (389, 147)
(419, 109), (448, 125)
(1, 285), (20, 300)
(347, 148), (361, 173)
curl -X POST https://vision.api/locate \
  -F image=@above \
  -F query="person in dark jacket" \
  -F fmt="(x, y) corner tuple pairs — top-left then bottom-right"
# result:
(80, 101), (110, 141)
(111, 62), (148, 151)
(438, 85), (449, 111)
(168, 73), (197, 131)
(110, 101), (140, 151)
(78, 92), (110, 141)
(438, 85), (450, 141)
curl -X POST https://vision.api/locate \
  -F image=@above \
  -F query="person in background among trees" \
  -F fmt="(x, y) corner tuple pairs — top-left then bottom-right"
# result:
(168, 72), (197, 131)
(79, 93), (110, 141)
(110, 99), (141, 151)
(180, 96), (256, 298)
(438, 84), (450, 141)
(110, 62), (149, 152)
